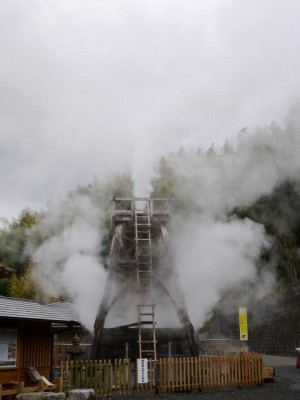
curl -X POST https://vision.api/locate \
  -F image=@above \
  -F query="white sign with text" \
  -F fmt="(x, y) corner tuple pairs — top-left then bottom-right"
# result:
(137, 358), (148, 383)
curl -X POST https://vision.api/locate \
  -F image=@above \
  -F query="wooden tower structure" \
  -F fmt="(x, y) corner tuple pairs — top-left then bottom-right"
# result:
(90, 198), (198, 360)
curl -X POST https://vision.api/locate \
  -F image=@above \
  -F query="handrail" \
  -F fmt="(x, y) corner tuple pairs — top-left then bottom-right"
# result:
(111, 198), (172, 216)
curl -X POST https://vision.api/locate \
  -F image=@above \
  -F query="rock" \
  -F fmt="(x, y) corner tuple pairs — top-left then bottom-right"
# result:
(67, 389), (95, 400)
(16, 393), (65, 400)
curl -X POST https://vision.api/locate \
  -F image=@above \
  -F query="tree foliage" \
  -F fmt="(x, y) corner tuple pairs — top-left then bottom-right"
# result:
(7, 265), (39, 299)
(233, 180), (300, 282)
(0, 208), (40, 296)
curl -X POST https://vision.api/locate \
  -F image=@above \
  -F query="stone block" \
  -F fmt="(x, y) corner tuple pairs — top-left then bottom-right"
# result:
(16, 393), (66, 400)
(67, 389), (95, 400)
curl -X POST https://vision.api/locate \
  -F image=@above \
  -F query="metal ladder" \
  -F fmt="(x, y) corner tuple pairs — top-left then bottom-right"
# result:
(134, 200), (157, 360)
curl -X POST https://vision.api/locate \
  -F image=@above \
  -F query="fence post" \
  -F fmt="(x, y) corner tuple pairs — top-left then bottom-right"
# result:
(17, 382), (24, 394)
(155, 361), (160, 395)
(56, 377), (62, 392)
(38, 378), (45, 392)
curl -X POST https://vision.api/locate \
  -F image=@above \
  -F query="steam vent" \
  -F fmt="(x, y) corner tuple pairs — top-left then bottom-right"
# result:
(90, 198), (198, 360)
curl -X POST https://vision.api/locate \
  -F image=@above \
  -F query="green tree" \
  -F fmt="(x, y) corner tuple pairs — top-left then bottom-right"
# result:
(7, 265), (39, 299)
(0, 208), (39, 276)
(222, 139), (235, 155)
(151, 156), (177, 198)
(233, 180), (300, 283)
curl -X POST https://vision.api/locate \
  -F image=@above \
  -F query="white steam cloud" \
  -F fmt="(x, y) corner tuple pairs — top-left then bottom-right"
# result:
(170, 216), (273, 327)
(27, 194), (106, 330)
(160, 114), (300, 328)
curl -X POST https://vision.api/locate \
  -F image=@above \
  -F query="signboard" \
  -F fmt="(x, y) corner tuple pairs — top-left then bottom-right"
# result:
(137, 358), (148, 383)
(239, 307), (248, 341)
(0, 329), (17, 367)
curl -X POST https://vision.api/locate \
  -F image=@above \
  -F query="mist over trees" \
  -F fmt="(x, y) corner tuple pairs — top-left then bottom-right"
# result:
(150, 143), (300, 287)
(0, 172), (134, 301)
(0, 114), (299, 329)
(148, 114), (300, 324)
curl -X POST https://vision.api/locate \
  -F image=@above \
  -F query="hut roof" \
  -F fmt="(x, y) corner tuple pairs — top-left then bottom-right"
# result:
(0, 295), (80, 323)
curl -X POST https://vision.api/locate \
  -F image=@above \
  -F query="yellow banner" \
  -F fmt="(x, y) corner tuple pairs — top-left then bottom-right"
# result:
(239, 307), (248, 341)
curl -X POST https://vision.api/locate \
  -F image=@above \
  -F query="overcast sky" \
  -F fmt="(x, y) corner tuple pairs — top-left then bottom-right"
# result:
(1, 0), (300, 220)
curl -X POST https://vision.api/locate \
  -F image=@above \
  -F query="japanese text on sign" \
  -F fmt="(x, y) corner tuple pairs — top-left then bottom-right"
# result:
(137, 358), (148, 383)
(239, 307), (248, 341)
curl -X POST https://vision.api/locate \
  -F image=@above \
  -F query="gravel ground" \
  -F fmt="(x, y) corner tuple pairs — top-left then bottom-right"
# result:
(107, 377), (300, 400)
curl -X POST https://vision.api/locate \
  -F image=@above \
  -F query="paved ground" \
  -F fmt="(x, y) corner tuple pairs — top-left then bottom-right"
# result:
(263, 354), (300, 390)
(110, 378), (300, 399)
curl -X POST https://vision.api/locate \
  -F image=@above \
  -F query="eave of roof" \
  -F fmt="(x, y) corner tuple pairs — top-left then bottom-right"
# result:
(0, 296), (80, 323)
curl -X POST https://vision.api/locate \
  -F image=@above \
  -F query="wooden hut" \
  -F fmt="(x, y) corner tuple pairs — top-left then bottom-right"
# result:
(0, 296), (80, 388)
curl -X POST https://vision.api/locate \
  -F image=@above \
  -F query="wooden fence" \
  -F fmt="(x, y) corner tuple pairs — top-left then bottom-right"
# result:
(156, 353), (263, 392)
(61, 353), (263, 396)
(61, 359), (131, 397)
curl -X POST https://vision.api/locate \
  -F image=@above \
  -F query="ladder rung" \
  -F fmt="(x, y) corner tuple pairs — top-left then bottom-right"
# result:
(140, 340), (156, 343)
(140, 327), (154, 330)
(140, 350), (155, 353)
(140, 321), (155, 324)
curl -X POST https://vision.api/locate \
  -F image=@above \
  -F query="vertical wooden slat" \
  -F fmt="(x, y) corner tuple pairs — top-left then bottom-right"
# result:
(103, 360), (107, 397)
(205, 356), (208, 388)
(197, 356), (201, 389)
(64, 360), (69, 393)
(187, 357), (191, 391)
(96, 360), (100, 396)
(203, 356), (207, 388)
(118, 359), (122, 395)
(69, 361), (73, 390)
(113, 359), (117, 394)
(38, 325), (43, 366)
(177, 358), (180, 391)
